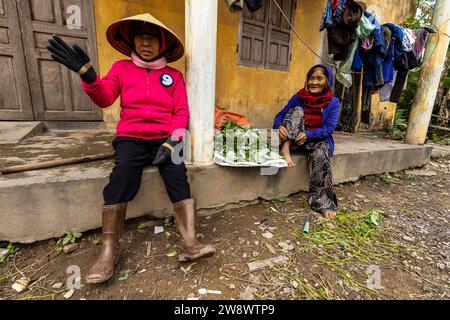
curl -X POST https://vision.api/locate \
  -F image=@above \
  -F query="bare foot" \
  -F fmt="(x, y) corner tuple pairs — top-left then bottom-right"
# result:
(322, 211), (337, 219)
(280, 141), (295, 168)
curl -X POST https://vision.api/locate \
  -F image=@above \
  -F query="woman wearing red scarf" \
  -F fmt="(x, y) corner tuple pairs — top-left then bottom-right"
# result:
(47, 14), (215, 284)
(273, 65), (341, 219)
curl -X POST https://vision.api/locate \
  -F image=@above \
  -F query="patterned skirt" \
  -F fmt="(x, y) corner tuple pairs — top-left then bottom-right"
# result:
(283, 107), (338, 213)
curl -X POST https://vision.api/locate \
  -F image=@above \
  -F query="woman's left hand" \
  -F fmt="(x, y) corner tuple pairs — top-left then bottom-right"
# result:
(153, 138), (182, 166)
(295, 133), (307, 145)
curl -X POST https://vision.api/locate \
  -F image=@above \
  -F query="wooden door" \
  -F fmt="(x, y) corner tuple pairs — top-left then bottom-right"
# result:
(17, 0), (101, 121)
(0, 0), (34, 120)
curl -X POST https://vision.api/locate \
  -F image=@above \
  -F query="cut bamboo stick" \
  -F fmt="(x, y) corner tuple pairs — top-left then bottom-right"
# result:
(429, 124), (450, 132)
(351, 69), (364, 133)
(0, 152), (115, 175)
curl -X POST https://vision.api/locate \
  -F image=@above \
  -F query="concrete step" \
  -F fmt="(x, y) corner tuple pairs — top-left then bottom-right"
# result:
(0, 121), (45, 145)
(0, 134), (433, 243)
(429, 143), (450, 158)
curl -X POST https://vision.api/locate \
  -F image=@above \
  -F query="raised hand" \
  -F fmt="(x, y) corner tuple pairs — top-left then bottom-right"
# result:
(47, 35), (91, 74)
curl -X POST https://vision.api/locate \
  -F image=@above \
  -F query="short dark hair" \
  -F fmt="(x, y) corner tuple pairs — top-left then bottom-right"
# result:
(306, 66), (328, 82)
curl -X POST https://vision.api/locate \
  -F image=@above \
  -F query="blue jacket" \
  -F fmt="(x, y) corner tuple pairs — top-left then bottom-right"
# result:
(273, 95), (340, 155)
(384, 23), (405, 62)
(353, 12), (386, 88)
(273, 64), (341, 155)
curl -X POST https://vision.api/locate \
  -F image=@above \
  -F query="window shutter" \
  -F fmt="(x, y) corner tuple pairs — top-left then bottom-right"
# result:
(238, 1), (269, 67)
(238, 0), (296, 71)
(265, 0), (296, 71)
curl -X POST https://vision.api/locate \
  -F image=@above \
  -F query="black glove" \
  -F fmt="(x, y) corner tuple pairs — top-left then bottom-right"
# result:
(153, 138), (183, 166)
(47, 35), (97, 83)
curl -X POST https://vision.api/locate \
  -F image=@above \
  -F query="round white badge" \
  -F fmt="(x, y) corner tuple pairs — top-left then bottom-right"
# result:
(160, 73), (174, 87)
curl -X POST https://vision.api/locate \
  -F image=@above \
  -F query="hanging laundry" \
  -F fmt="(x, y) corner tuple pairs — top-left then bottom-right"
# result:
(335, 14), (375, 88)
(390, 51), (419, 103)
(325, 1), (366, 61)
(327, 24), (358, 61)
(343, 0), (366, 28)
(320, 0), (348, 31)
(399, 26), (417, 52)
(361, 36), (374, 51)
(381, 26), (395, 86)
(379, 71), (397, 102)
(387, 24), (430, 103)
(352, 12), (386, 88)
(384, 23), (405, 62)
(412, 28), (431, 63)
(225, 0), (244, 13)
(379, 26), (397, 103)
(244, 0), (263, 13)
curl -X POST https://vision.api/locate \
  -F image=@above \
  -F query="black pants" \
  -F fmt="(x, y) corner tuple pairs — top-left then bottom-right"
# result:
(103, 137), (191, 205)
(283, 107), (338, 213)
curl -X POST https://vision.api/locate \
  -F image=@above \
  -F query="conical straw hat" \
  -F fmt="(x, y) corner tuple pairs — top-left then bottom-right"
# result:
(106, 13), (184, 63)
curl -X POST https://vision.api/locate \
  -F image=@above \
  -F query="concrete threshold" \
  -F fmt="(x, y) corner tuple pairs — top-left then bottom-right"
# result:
(0, 121), (45, 145)
(0, 134), (432, 243)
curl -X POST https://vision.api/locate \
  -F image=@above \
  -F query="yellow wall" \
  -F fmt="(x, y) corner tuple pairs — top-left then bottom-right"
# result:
(365, 0), (416, 25)
(216, 0), (325, 128)
(93, 0), (324, 129)
(93, 0), (416, 130)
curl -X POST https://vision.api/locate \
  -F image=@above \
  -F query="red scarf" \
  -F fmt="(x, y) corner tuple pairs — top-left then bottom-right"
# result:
(298, 88), (333, 130)
(297, 88), (333, 109)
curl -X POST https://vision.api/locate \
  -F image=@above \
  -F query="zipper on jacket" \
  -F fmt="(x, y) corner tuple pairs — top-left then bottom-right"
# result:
(146, 69), (151, 97)
(145, 68), (151, 138)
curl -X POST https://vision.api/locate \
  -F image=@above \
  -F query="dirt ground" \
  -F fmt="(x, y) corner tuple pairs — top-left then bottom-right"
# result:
(0, 156), (449, 300)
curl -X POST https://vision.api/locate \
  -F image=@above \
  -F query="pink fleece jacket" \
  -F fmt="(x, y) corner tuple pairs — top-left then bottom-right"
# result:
(82, 60), (189, 140)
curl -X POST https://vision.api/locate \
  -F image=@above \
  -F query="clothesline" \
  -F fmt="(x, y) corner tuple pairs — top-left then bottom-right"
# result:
(271, 0), (363, 75)
(272, 0), (447, 77)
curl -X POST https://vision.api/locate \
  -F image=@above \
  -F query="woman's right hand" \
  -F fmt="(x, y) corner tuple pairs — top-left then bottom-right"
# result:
(278, 125), (288, 141)
(47, 35), (91, 74)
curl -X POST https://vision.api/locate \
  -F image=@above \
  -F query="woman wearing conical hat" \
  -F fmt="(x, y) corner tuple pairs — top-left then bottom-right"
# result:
(47, 13), (215, 284)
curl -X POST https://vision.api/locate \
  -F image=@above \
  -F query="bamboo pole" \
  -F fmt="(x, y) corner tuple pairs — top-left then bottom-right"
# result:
(429, 124), (450, 132)
(0, 152), (115, 175)
(352, 69), (364, 133)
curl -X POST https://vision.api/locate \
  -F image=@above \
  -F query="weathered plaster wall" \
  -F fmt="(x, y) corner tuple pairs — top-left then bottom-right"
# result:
(92, 0), (416, 130)
(93, 0), (324, 129)
(215, 0), (325, 128)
